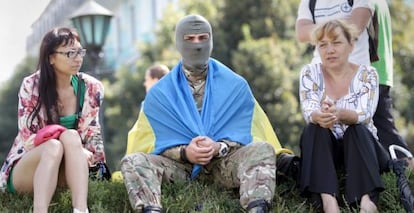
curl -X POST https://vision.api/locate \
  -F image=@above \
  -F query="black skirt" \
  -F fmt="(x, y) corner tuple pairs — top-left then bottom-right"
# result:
(299, 123), (389, 204)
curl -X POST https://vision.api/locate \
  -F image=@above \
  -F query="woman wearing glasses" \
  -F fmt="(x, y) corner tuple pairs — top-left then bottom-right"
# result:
(0, 27), (105, 213)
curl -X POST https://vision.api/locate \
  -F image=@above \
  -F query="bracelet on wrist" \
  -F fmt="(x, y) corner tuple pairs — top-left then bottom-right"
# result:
(180, 146), (189, 163)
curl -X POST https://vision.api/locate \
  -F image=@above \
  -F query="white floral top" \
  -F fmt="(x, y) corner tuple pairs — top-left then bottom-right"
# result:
(299, 63), (379, 139)
(0, 71), (106, 192)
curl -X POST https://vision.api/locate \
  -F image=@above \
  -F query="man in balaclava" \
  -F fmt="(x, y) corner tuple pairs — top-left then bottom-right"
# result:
(174, 14), (213, 111)
(175, 14), (213, 74)
(122, 14), (290, 213)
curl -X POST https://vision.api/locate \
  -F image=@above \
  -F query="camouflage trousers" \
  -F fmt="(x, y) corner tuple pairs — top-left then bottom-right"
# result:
(120, 142), (276, 211)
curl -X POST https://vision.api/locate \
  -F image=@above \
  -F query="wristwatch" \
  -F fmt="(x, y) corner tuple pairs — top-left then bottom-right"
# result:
(217, 142), (229, 157)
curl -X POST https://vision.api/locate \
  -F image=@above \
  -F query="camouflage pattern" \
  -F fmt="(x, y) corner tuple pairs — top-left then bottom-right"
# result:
(121, 141), (276, 211)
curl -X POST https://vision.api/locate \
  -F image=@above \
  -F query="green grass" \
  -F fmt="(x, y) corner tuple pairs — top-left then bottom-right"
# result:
(0, 171), (412, 212)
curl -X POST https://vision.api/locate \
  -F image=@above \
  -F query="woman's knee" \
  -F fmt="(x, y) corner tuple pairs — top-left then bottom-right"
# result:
(59, 129), (83, 149)
(41, 139), (64, 159)
(13, 140), (64, 186)
(300, 123), (332, 145)
(344, 124), (372, 144)
(346, 124), (367, 134)
(303, 123), (326, 133)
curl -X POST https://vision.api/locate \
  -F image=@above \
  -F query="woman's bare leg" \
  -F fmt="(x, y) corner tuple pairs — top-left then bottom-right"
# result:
(321, 193), (340, 213)
(12, 139), (64, 213)
(360, 194), (378, 213)
(59, 129), (89, 212)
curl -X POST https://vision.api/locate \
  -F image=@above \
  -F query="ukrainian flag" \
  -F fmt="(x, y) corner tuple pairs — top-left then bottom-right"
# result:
(127, 58), (292, 178)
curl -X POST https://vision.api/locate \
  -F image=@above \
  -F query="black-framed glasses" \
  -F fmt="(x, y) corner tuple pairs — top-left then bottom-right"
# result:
(54, 49), (87, 59)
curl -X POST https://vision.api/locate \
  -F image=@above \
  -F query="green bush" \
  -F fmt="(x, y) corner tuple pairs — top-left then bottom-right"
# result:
(0, 171), (412, 212)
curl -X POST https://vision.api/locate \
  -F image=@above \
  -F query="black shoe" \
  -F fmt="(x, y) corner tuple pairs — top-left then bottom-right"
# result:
(246, 199), (270, 213)
(276, 153), (301, 184)
(143, 206), (162, 213)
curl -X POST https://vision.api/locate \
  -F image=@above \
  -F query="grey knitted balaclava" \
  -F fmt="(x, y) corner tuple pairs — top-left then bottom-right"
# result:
(175, 14), (213, 73)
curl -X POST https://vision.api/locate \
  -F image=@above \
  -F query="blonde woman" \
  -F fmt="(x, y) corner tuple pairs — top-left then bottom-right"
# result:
(298, 20), (388, 213)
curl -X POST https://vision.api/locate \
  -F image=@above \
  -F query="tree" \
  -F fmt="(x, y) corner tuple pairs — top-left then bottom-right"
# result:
(389, 0), (414, 148)
(0, 57), (36, 160)
(232, 35), (305, 151)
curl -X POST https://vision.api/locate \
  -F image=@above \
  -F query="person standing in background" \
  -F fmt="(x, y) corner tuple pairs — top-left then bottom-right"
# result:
(143, 64), (169, 93)
(371, 0), (414, 167)
(295, 0), (373, 66)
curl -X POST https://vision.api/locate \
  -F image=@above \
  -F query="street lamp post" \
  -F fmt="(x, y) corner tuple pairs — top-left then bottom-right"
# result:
(70, 0), (113, 76)
(70, 0), (113, 141)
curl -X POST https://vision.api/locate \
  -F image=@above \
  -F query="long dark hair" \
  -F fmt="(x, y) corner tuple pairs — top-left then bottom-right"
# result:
(27, 27), (81, 132)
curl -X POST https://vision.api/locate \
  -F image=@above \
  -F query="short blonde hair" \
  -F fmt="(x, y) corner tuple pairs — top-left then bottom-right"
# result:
(310, 19), (358, 45)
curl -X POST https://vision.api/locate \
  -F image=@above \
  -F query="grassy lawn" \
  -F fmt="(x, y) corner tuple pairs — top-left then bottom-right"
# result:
(0, 171), (412, 212)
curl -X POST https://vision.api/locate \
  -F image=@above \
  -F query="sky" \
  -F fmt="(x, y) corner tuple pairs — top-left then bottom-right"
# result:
(0, 0), (51, 84)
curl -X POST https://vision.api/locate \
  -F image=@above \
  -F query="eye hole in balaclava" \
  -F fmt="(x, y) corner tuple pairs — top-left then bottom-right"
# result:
(175, 14), (213, 73)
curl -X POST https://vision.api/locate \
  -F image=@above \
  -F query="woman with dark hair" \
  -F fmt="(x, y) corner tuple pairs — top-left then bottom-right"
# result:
(0, 27), (105, 213)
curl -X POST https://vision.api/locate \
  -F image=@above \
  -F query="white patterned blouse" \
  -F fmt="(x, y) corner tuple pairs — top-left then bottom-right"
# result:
(299, 63), (379, 140)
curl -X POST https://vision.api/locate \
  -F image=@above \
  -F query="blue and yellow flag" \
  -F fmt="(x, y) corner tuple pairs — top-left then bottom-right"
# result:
(127, 58), (291, 178)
